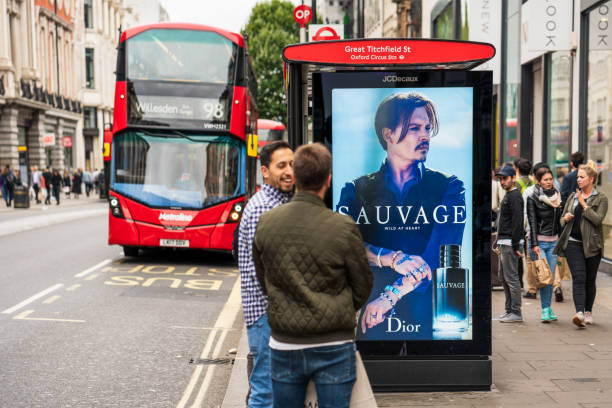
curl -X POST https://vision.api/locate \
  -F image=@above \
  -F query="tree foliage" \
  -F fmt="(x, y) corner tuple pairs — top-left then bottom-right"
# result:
(243, 0), (299, 124)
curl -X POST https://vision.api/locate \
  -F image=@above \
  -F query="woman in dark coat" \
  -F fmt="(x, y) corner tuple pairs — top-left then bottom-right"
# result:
(63, 169), (71, 198)
(51, 169), (63, 205)
(72, 169), (82, 199)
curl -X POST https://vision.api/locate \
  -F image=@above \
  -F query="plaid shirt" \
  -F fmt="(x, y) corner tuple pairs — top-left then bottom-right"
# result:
(238, 183), (291, 327)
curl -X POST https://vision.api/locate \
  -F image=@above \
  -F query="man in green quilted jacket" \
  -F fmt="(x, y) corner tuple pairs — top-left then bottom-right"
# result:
(253, 143), (373, 408)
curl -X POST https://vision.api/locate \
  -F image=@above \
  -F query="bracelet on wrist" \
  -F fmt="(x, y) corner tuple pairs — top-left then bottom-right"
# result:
(385, 285), (401, 297)
(376, 247), (383, 268)
(390, 251), (402, 270)
(380, 291), (396, 307)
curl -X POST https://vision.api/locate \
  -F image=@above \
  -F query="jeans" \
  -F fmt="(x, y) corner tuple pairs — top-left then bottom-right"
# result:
(529, 240), (558, 309)
(271, 342), (356, 408)
(499, 245), (522, 315)
(246, 313), (272, 408)
(1, 184), (12, 206)
(565, 241), (601, 313)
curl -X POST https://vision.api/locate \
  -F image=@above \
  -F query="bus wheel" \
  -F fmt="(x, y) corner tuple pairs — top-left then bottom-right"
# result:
(123, 246), (139, 257)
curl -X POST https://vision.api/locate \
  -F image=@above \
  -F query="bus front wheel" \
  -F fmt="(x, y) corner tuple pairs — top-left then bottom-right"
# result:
(123, 246), (139, 257)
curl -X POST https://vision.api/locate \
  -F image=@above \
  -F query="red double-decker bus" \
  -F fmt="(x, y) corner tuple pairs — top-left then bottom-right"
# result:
(255, 119), (285, 186)
(108, 23), (257, 256)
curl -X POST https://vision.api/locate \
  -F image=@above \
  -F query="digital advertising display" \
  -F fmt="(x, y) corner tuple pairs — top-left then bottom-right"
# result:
(313, 70), (492, 357)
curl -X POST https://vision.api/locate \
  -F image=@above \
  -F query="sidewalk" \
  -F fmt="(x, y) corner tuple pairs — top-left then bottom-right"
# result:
(222, 274), (612, 408)
(0, 192), (107, 236)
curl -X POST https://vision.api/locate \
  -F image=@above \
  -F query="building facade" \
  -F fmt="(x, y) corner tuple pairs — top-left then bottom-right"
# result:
(0, 0), (82, 184)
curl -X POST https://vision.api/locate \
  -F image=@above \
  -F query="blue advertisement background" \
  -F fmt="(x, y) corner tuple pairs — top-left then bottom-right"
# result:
(332, 87), (473, 340)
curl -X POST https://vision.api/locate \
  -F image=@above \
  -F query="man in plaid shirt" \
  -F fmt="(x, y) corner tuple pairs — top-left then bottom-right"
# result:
(238, 141), (294, 407)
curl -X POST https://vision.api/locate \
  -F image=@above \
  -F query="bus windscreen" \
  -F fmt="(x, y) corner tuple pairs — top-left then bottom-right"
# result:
(127, 29), (237, 84)
(111, 132), (243, 209)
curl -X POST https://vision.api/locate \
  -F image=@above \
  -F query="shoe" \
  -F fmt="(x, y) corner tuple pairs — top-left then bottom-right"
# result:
(572, 312), (586, 328)
(500, 313), (523, 323)
(555, 287), (564, 302)
(584, 311), (593, 325)
(524, 292), (537, 299)
(541, 308), (551, 323)
(499, 312), (511, 319)
(548, 309), (558, 321)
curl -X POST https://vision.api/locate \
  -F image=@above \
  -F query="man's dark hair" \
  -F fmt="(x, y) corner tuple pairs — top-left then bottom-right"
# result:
(374, 92), (439, 150)
(570, 151), (585, 168)
(294, 143), (331, 192)
(260, 141), (292, 168)
(515, 158), (532, 176)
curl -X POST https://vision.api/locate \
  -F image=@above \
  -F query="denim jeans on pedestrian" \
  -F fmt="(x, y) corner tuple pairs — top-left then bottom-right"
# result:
(271, 342), (356, 408)
(499, 244), (522, 315)
(529, 240), (558, 309)
(246, 313), (272, 408)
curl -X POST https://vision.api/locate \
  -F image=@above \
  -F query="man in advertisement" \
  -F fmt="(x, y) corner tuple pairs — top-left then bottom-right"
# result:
(336, 92), (467, 340)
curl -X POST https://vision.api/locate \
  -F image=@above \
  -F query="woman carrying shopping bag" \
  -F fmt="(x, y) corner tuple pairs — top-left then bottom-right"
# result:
(554, 162), (608, 328)
(527, 167), (562, 322)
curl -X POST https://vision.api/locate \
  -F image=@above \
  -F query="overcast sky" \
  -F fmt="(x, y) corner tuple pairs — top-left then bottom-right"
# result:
(161, 0), (305, 34)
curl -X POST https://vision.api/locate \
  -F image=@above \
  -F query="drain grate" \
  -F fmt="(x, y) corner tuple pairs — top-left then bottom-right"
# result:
(189, 358), (232, 365)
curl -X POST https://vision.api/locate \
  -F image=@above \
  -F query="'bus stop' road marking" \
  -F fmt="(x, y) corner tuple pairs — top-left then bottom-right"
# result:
(13, 309), (86, 323)
(75, 259), (112, 278)
(177, 277), (242, 408)
(2, 284), (64, 314)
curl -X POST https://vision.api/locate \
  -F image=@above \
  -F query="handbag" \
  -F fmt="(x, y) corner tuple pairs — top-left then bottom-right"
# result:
(534, 256), (554, 288)
(305, 350), (377, 408)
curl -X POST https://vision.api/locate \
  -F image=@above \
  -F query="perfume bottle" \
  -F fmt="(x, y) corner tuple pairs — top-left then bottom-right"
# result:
(433, 244), (469, 333)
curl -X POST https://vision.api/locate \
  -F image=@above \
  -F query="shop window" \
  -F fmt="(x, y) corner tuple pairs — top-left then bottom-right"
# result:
(501, 0), (521, 163)
(433, 2), (454, 39)
(85, 48), (95, 89)
(546, 51), (571, 177)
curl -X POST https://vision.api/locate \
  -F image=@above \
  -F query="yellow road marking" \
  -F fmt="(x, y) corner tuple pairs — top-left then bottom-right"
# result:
(42, 295), (61, 304)
(66, 284), (81, 291)
(13, 309), (86, 323)
(85, 274), (99, 281)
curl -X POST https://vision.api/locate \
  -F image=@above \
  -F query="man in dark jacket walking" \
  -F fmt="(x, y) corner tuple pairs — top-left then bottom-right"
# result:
(561, 151), (584, 204)
(253, 143), (373, 408)
(495, 165), (525, 323)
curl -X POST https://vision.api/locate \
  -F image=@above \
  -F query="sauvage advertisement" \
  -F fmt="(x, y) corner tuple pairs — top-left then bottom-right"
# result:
(332, 87), (473, 341)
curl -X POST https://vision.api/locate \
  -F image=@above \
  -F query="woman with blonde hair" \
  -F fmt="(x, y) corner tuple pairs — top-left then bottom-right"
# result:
(554, 161), (608, 327)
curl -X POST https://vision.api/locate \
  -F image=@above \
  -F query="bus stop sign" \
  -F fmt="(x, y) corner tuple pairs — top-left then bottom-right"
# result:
(293, 5), (312, 27)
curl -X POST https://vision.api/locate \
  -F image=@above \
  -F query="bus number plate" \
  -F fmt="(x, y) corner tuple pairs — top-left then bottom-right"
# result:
(160, 239), (190, 248)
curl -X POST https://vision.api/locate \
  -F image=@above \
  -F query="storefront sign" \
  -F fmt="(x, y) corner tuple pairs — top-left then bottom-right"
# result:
(589, 3), (612, 51)
(283, 39), (495, 66)
(43, 132), (55, 147)
(62, 136), (73, 147)
(309, 24), (344, 41)
(523, 0), (572, 53)
(469, 0), (501, 84)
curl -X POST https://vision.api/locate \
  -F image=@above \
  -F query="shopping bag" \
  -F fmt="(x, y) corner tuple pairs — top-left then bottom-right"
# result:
(534, 256), (554, 288)
(304, 351), (377, 408)
(557, 256), (571, 281)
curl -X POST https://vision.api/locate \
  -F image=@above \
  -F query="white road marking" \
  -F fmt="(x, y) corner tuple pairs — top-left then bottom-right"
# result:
(42, 295), (61, 304)
(171, 326), (237, 331)
(13, 309), (86, 323)
(75, 259), (112, 278)
(0, 208), (107, 237)
(177, 277), (242, 408)
(2, 284), (64, 314)
(85, 274), (99, 281)
(66, 284), (82, 291)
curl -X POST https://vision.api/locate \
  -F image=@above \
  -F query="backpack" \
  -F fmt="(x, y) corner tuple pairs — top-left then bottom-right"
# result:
(6, 172), (15, 185)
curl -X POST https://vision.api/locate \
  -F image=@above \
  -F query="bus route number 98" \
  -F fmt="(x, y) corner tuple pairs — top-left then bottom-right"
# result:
(203, 101), (225, 120)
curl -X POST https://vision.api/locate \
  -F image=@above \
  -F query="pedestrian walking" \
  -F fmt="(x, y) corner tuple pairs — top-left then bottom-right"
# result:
(51, 169), (63, 205)
(554, 162), (608, 328)
(63, 169), (71, 199)
(93, 168), (100, 193)
(32, 166), (42, 203)
(237, 141), (294, 408)
(561, 151), (585, 204)
(527, 167), (562, 322)
(83, 168), (93, 197)
(253, 143), (373, 408)
(495, 165), (525, 323)
(42, 167), (53, 205)
(1, 165), (15, 207)
(72, 169), (83, 199)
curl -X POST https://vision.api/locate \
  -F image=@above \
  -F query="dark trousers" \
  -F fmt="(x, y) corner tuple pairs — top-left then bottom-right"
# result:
(565, 241), (601, 313)
(52, 186), (61, 204)
(499, 245), (522, 315)
(33, 183), (40, 202)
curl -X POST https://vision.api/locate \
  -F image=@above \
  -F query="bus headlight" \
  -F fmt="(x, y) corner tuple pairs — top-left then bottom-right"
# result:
(228, 202), (244, 223)
(109, 196), (124, 218)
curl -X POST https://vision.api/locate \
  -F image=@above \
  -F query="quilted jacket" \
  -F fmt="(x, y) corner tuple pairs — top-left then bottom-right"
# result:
(253, 191), (373, 344)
